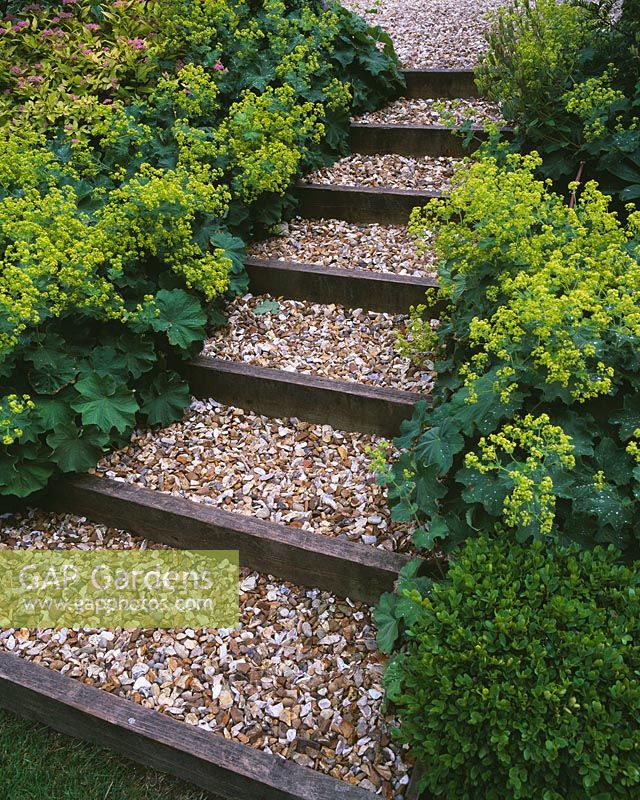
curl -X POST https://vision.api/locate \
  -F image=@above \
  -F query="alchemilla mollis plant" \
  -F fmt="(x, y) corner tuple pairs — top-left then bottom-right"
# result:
(478, 0), (640, 202)
(378, 150), (640, 563)
(0, 0), (403, 498)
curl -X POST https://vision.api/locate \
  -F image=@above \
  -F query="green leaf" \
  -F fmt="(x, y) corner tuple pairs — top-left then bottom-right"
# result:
(611, 395), (640, 440)
(573, 484), (632, 528)
(152, 289), (207, 350)
(89, 346), (123, 378)
(595, 438), (634, 486)
(140, 372), (190, 427)
(374, 592), (400, 653)
(116, 335), (157, 379)
(415, 419), (465, 473)
(457, 466), (509, 516)
(253, 299), (281, 316)
(414, 516), (449, 550)
(26, 342), (78, 394)
(46, 423), (104, 473)
(0, 456), (53, 497)
(35, 394), (75, 430)
(71, 374), (139, 434)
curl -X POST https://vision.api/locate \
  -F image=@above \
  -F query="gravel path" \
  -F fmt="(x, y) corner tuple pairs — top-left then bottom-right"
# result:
(354, 97), (503, 126)
(93, 400), (414, 553)
(343, 0), (504, 68)
(306, 154), (459, 191)
(0, 511), (411, 798)
(248, 219), (436, 277)
(202, 295), (433, 393)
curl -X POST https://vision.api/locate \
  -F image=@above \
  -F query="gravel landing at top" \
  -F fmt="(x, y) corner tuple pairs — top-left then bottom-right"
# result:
(354, 97), (504, 127)
(306, 154), (460, 192)
(202, 294), (434, 393)
(343, 0), (503, 68)
(248, 219), (437, 278)
(0, 512), (412, 798)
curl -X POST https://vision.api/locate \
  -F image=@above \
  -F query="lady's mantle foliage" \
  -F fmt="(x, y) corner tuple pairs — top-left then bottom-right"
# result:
(0, 0), (403, 498)
(379, 151), (640, 569)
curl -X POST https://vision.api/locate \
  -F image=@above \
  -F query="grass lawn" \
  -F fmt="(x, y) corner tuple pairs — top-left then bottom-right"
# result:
(0, 709), (224, 800)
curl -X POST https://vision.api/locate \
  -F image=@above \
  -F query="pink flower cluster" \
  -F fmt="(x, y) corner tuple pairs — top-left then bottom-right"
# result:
(213, 60), (225, 70)
(12, 20), (29, 32)
(127, 38), (146, 50)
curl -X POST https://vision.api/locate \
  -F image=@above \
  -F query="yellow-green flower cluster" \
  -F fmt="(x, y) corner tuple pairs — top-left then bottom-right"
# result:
(563, 69), (626, 142)
(214, 86), (324, 202)
(477, 0), (591, 118)
(99, 163), (231, 300)
(410, 152), (640, 402)
(0, 394), (34, 446)
(464, 413), (575, 535)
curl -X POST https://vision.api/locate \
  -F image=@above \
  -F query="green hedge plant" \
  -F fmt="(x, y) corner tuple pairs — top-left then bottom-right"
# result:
(383, 534), (640, 800)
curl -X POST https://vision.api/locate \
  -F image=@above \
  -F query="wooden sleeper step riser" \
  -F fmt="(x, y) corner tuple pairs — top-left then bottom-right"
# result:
(187, 356), (424, 438)
(245, 257), (438, 315)
(46, 475), (411, 606)
(349, 124), (512, 158)
(294, 184), (442, 225)
(0, 651), (378, 800)
(401, 68), (478, 99)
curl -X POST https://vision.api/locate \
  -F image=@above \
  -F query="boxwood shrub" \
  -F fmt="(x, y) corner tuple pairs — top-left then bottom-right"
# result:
(384, 534), (640, 800)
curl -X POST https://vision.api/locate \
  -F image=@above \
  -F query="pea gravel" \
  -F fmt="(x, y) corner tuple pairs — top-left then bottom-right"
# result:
(0, 511), (412, 798)
(202, 294), (433, 393)
(307, 154), (460, 191)
(354, 97), (504, 127)
(93, 400), (414, 553)
(342, 0), (504, 68)
(248, 219), (437, 277)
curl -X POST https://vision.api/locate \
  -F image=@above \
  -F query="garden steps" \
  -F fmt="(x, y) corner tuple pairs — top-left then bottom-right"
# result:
(7, 68), (490, 800)
(46, 474), (413, 605)
(401, 68), (478, 98)
(187, 355), (424, 437)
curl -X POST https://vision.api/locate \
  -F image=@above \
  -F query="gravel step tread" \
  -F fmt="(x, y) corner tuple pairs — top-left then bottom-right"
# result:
(248, 219), (436, 278)
(201, 294), (433, 394)
(306, 153), (460, 192)
(354, 97), (503, 127)
(93, 400), (414, 553)
(342, 0), (503, 69)
(0, 510), (411, 799)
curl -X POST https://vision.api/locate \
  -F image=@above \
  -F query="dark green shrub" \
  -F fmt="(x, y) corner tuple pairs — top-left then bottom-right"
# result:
(383, 535), (640, 800)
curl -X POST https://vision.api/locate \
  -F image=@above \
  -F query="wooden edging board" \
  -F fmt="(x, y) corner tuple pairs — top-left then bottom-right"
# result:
(45, 475), (411, 606)
(245, 257), (438, 314)
(349, 123), (513, 158)
(0, 650), (378, 800)
(186, 356), (425, 437)
(293, 183), (442, 225)
(401, 68), (478, 99)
